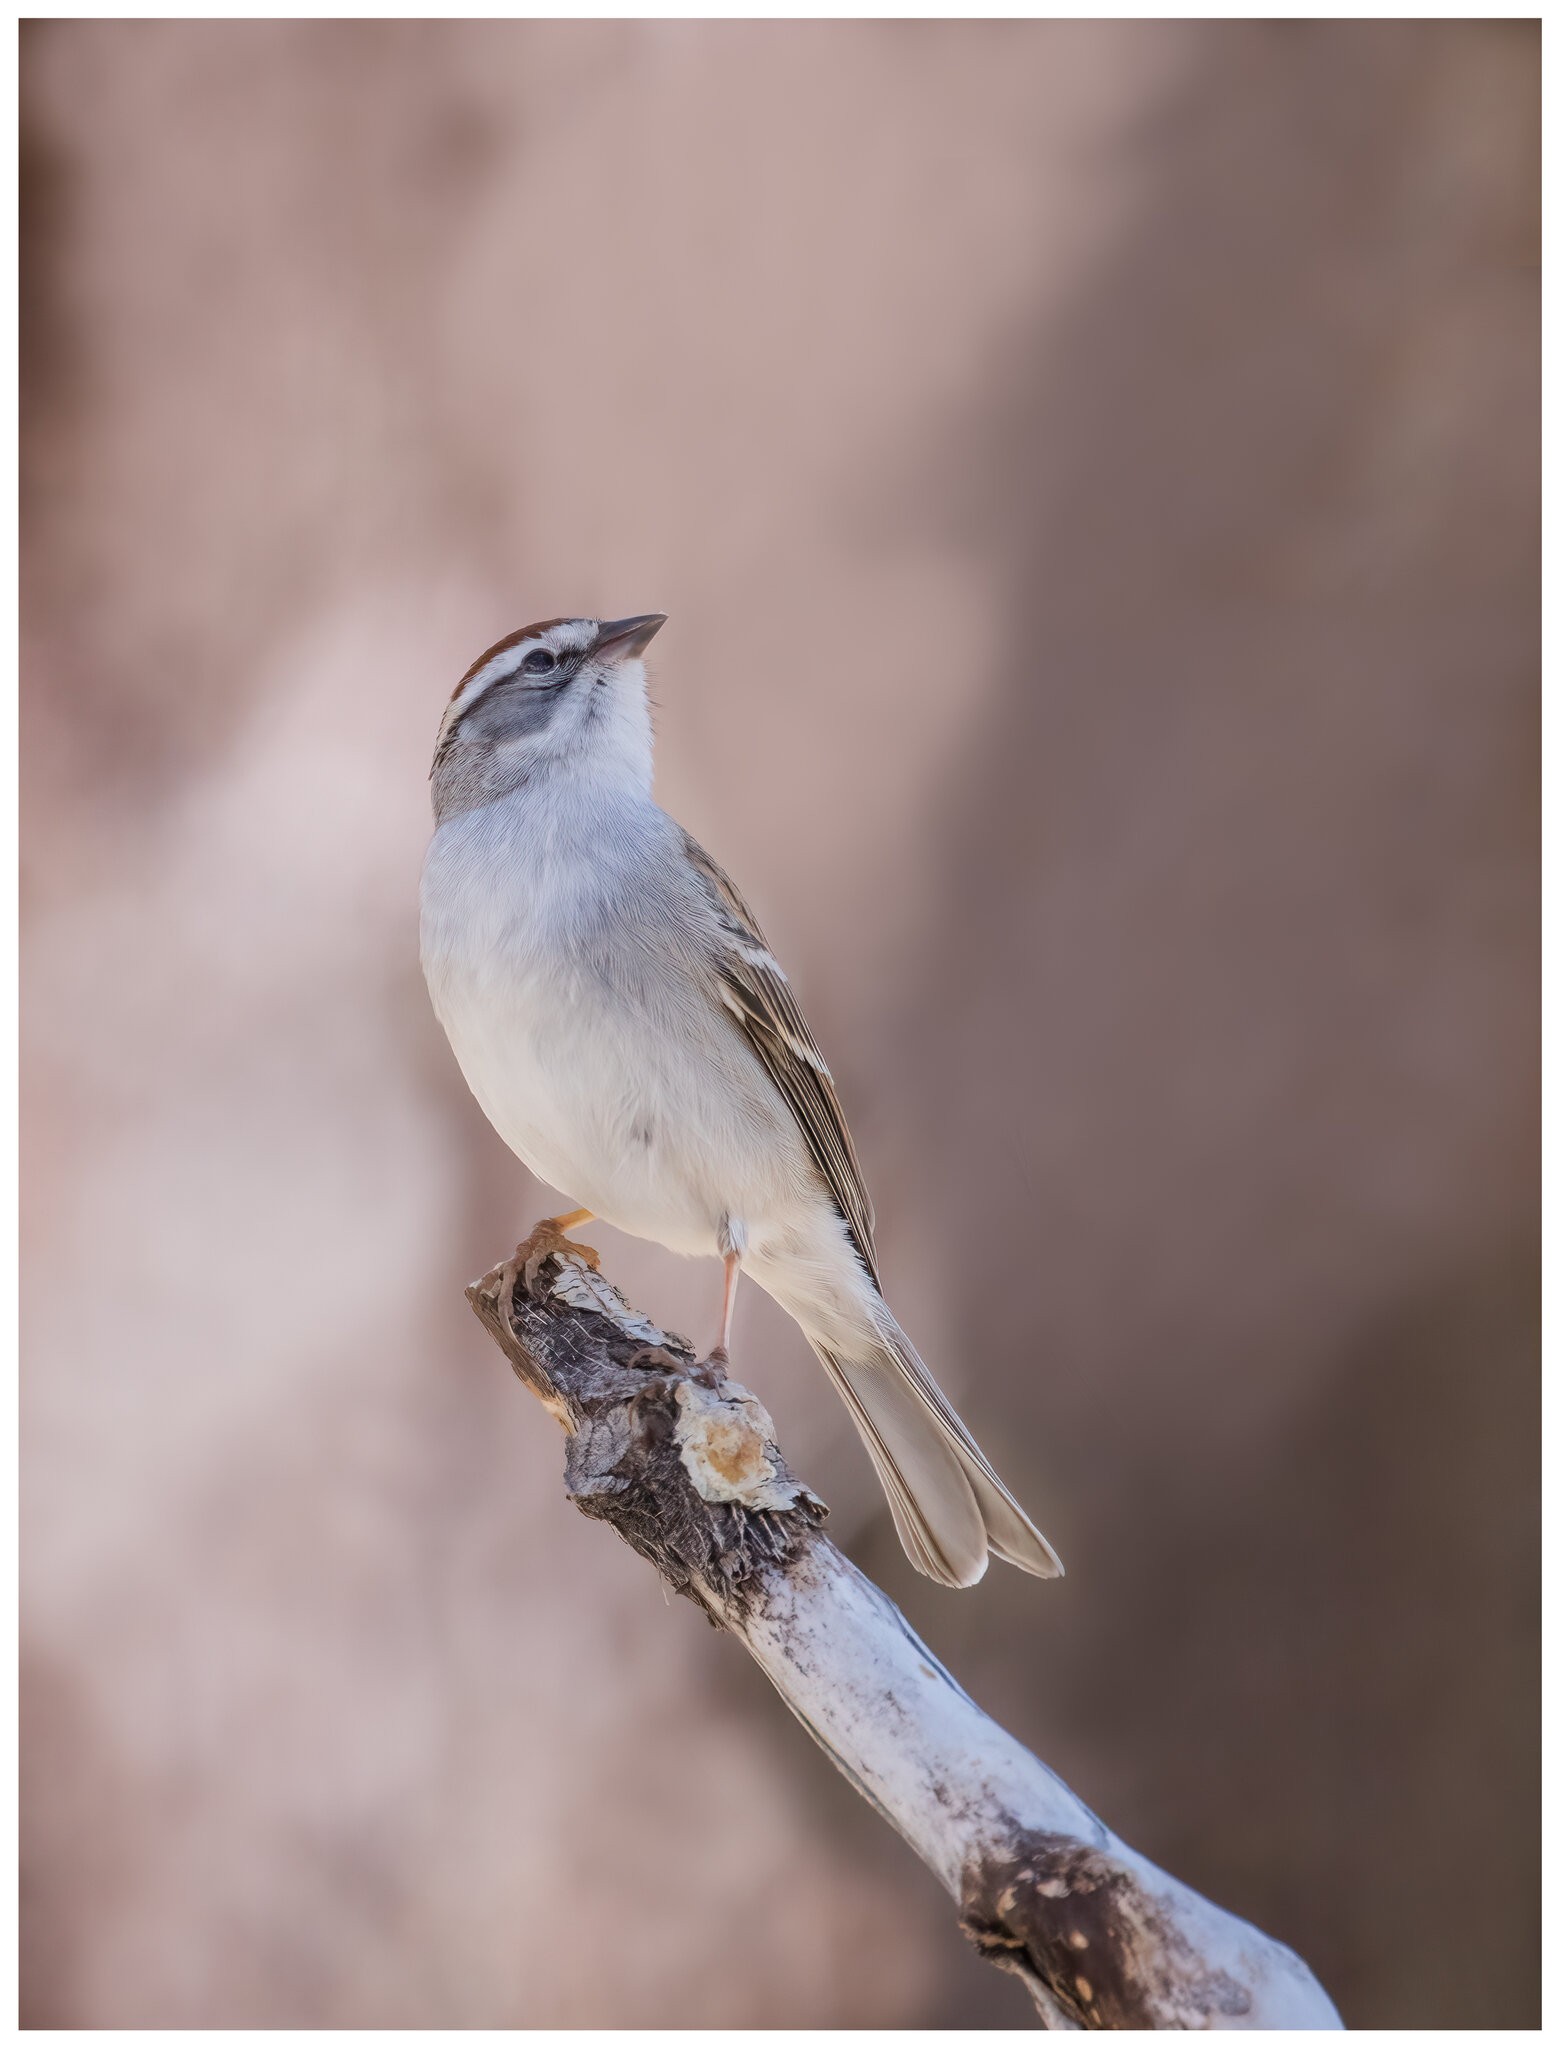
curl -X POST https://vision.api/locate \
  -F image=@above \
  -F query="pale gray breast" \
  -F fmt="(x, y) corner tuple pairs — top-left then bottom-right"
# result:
(422, 785), (717, 1045)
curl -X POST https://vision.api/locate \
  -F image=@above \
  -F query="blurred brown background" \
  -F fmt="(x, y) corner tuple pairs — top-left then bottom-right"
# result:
(21, 19), (1538, 2029)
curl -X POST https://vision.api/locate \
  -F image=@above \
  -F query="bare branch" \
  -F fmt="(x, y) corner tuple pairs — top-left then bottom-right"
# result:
(468, 1246), (1342, 2030)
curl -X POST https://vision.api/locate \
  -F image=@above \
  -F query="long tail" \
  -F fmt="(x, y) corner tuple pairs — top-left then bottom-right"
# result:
(810, 1310), (1062, 1589)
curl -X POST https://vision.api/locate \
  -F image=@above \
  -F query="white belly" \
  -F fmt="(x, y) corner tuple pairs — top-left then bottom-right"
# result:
(430, 956), (724, 1253)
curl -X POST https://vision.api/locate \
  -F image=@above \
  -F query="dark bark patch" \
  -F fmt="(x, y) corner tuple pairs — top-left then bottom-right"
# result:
(467, 1251), (826, 1622)
(961, 1831), (1253, 2029)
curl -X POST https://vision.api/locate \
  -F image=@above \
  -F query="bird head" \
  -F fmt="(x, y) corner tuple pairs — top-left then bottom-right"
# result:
(430, 612), (666, 820)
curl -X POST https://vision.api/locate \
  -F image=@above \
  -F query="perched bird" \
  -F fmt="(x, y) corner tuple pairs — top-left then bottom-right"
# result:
(420, 613), (1060, 1588)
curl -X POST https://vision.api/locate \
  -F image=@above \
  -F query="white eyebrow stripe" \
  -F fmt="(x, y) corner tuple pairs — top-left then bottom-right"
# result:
(453, 643), (537, 713)
(454, 619), (597, 713)
(433, 646), (533, 759)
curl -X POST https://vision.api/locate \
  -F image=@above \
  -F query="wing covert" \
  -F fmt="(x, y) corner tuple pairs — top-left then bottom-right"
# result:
(682, 830), (879, 1285)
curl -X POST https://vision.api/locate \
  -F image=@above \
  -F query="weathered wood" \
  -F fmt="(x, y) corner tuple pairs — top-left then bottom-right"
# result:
(468, 1243), (1342, 2030)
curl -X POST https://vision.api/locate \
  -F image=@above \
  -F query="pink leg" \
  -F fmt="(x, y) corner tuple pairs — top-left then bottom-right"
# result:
(709, 1250), (742, 1365)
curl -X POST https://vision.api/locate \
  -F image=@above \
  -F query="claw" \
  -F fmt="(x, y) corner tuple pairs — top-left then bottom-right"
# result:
(508, 1215), (601, 1297)
(691, 1344), (730, 1389)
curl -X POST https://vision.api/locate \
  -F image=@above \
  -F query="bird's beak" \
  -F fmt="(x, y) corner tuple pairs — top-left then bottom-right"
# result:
(593, 613), (667, 661)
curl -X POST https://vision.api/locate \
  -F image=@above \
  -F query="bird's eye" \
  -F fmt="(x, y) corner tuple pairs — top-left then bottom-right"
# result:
(520, 648), (557, 677)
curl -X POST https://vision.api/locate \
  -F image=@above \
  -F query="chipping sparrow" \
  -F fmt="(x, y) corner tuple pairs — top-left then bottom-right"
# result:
(419, 613), (1060, 1587)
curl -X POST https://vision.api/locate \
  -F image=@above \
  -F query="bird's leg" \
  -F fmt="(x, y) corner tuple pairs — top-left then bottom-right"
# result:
(702, 1248), (742, 1380)
(510, 1207), (600, 1280)
(545, 1206), (597, 1239)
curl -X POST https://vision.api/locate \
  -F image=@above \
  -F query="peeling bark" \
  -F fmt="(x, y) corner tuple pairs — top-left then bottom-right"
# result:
(468, 1245), (1342, 2030)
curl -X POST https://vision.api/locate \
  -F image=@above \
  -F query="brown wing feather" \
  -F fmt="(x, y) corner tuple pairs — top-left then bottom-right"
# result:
(682, 831), (879, 1285)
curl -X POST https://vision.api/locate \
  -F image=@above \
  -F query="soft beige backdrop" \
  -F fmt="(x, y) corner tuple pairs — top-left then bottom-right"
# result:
(22, 20), (1537, 2027)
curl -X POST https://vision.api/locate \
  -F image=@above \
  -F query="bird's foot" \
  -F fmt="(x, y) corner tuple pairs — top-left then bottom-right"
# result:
(506, 1214), (601, 1297)
(690, 1344), (730, 1390)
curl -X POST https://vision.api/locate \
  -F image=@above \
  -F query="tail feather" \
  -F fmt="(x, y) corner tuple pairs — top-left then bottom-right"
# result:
(816, 1344), (987, 1585)
(812, 1314), (1062, 1589)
